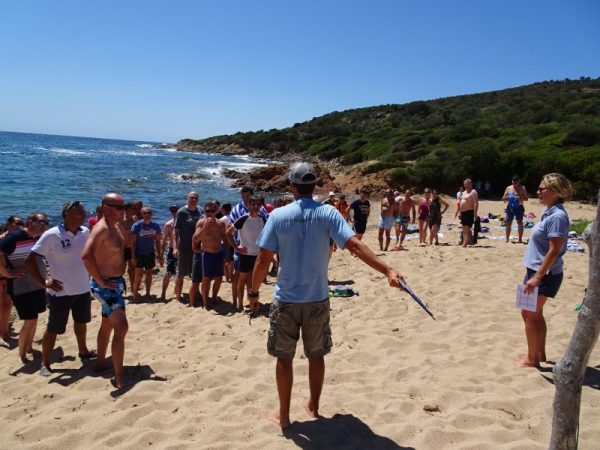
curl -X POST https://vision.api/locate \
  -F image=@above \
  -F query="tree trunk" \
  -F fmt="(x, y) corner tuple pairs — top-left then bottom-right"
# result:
(549, 191), (600, 449)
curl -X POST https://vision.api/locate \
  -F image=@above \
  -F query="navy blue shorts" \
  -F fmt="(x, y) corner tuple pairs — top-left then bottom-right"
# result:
(524, 268), (563, 298)
(202, 251), (224, 278)
(506, 205), (525, 222)
(191, 252), (203, 283)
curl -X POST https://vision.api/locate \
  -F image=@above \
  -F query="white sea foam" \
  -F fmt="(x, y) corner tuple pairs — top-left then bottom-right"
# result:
(135, 143), (153, 148)
(46, 147), (87, 156)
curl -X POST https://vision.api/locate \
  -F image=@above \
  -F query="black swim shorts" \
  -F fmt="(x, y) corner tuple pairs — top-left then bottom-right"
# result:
(460, 210), (475, 227)
(46, 292), (92, 334)
(13, 289), (46, 320)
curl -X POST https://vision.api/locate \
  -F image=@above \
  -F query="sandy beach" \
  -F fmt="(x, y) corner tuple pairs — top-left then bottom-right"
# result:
(1, 198), (598, 449)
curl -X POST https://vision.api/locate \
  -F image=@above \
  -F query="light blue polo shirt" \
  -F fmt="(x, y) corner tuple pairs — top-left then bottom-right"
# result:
(256, 197), (355, 303)
(523, 203), (569, 274)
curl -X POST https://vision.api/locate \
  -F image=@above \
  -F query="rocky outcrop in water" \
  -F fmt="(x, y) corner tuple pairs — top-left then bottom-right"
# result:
(225, 163), (338, 193)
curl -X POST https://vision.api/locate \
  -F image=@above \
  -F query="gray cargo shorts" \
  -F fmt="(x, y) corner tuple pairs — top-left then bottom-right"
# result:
(267, 298), (332, 359)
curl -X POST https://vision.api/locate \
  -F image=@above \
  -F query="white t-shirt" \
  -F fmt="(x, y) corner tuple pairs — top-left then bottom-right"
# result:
(31, 223), (90, 296)
(234, 215), (265, 256)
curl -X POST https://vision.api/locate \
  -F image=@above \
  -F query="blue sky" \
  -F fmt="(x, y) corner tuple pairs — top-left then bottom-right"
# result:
(1, 0), (599, 142)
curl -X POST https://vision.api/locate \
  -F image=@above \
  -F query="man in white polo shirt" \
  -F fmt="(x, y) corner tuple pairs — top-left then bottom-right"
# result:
(26, 201), (95, 376)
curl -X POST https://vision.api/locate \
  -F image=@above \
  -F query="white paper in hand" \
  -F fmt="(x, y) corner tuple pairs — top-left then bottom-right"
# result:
(516, 284), (538, 312)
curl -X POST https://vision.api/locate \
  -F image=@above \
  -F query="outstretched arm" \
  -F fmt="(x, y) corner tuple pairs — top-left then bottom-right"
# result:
(344, 236), (403, 288)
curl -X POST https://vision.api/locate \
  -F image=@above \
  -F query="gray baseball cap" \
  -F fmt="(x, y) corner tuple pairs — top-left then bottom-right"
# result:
(288, 162), (317, 185)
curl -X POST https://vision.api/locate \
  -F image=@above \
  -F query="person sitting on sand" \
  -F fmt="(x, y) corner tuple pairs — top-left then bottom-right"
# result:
(26, 201), (95, 376)
(192, 201), (229, 310)
(248, 162), (405, 428)
(378, 189), (397, 251)
(393, 190), (416, 250)
(82, 193), (129, 389)
(517, 173), (572, 368)
(0, 212), (49, 363)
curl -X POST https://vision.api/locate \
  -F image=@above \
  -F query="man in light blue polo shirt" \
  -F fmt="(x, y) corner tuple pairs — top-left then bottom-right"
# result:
(250, 162), (405, 429)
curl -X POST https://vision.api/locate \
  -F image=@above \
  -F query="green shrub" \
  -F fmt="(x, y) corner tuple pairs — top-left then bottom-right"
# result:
(390, 167), (411, 185)
(362, 162), (403, 175)
(563, 123), (600, 146)
(341, 151), (364, 165)
(570, 219), (592, 235)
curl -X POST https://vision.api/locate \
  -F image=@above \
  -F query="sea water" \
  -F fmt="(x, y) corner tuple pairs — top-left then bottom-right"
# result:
(0, 131), (270, 225)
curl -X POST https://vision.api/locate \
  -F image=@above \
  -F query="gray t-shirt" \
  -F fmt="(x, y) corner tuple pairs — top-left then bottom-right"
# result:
(523, 203), (569, 274)
(174, 206), (201, 253)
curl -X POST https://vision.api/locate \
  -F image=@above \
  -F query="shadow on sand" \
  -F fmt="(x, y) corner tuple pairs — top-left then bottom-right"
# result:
(282, 413), (414, 450)
(540, 362), (600, 390)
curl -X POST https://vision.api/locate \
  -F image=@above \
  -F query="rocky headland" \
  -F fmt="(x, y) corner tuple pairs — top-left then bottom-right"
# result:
(176, 140), (393, 196)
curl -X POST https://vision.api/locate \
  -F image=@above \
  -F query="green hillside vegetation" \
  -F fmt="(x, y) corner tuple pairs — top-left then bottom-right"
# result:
(183, 78), (600, 200)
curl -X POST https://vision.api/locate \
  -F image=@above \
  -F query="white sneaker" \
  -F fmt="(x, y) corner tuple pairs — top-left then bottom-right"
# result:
(40, 365), (52, 377)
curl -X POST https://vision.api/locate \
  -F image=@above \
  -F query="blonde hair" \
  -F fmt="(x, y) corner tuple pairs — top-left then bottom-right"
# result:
(542, 173), (573, 202)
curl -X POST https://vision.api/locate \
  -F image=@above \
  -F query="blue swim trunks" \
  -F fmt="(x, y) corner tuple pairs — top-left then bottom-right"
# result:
(505, 205), (525, 222)
(90, 277), (126, 318)
(395, 214), (411, 228)
(202, 251), (224, 278)
(378, 216), (394, 230)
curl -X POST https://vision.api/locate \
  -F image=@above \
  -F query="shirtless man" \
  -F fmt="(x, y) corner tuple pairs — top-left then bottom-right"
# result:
(160, 205), (178, 301)
(393, 190), (416, 250)
(502, 175), (528, 243)
(377, 189), (397, 251)
(81, 193), (129, 389)
(459, 179), (479, 248)
(192, 201), (229, 310)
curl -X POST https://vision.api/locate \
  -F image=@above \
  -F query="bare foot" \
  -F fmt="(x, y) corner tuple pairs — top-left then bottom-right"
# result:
(302, 399), (319, 419)
(20, 355), (31, 364)
(265, 410), (291, 428)
(515, 355), (540, 368)
(111, 377), (126, 389)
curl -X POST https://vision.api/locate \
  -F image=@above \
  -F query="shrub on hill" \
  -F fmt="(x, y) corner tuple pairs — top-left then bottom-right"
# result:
(180, 78), (600, 200)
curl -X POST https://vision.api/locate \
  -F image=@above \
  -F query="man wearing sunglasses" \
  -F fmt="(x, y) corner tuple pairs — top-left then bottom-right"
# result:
(0, 212), (49, 363)
(82, 193), (129, 389)
(192, 201), (230, 310)
(26, 201), (95, 376)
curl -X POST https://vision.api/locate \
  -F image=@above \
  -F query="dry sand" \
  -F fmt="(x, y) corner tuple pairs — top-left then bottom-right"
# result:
(0, 199), (598, 449)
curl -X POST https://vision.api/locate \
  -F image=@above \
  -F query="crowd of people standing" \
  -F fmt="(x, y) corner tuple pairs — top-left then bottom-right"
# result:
(0, 166), (576, 408)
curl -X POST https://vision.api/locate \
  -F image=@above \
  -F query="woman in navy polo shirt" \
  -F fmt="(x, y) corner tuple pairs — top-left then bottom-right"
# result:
(517, 173), (572, 368)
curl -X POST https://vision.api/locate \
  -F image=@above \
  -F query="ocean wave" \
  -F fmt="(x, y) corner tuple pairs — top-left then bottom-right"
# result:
(135, 143), (154, 148)
(98, 149), (154, 157)
(166, 173), (210, 184)
(46, 147), (87, 156)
